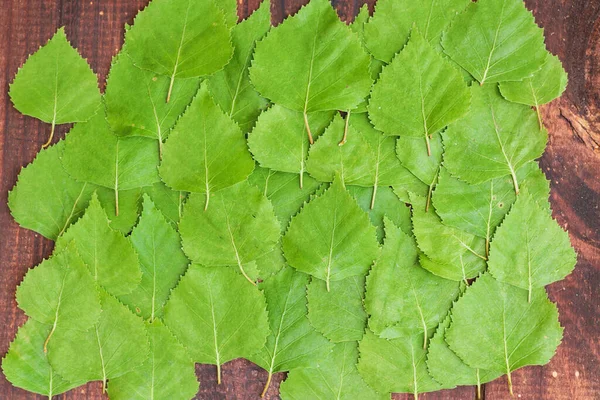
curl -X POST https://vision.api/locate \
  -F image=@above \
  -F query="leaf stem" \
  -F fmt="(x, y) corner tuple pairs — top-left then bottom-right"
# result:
(303, 112), (314, 144)
(507, 369), (513, 396)
(536, 105), (544, 130)
(485, 237), (490, 259)
(510, 168), (520, 195)
(339, 110), (350, 146)
(370, 185), (378, 210)
(476, 369), (482, 400)
(43, 120), (56, 149)
(167, 73), (176, 103)
(261, 372), (273, 398)
(204, 192), (210, 211)
(425, 134), (431, 157)
(217, 363), (222, 385)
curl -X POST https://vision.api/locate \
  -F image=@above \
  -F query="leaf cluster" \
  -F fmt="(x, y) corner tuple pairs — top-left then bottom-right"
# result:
(3, 0), (575, 399)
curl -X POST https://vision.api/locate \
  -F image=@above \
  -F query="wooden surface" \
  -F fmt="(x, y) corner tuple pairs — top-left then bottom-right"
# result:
(0, 0), (598, 399)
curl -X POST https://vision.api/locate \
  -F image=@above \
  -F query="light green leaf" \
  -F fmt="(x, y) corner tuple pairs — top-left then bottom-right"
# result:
(141, 181), (187, 227)
(250, 0), (371, 142)
(9, 27), (101, 147)
(216, 0), (238, 28)
(248, 104), (334, 183)
(159, 83), (254, 204)
(94, 187), (144, 235)
(104, 50), (200, 152)
(357, 330), (442, 396)
(56, 193), (142, 297)
(446, 273), (563, 395)
(47, 290), (150, 392)
(282, 177), (380, 291)
(16, 243), (101, 352)
(368, 29), (471, 156)
(179, 181), (280, 284)
(2, 320), (86, 397)
(108, 320), (198, 400)
(125, 0), (233, 102)
(347, 185), (412, 243)
(281, 341), (387, 400)
(118, 195), (189, 321)
(488, 192), (576, 300)
(207, 1), (270, 132)
(163, 265), (269, 384)
(365, 219), (460, 341)
(250, 268), (332, 396)
(307, 275), (368, 343)
(8, 141), (95, 240)
(363, 0), (470, 63)
(442, 84), (547, 194)
(426, 314), (503, 391)
(248, 167), (322, 231)
(411, 194), (487, 282)
(442, 0), (548, 85)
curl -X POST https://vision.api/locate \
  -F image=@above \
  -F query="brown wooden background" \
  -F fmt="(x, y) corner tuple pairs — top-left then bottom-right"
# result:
(0, 0), (598, 399)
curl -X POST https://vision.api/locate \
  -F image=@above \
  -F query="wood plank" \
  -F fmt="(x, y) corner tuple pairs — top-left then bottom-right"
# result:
(0, 1), (597, 399)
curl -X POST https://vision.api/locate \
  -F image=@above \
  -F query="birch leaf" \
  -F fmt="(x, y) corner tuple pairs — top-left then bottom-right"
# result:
(2, 320), (86, 398)
(446, 273), (563, 394)
(250, 268), (333, 396)
(108, 320), (198, 400)
(365, 219), (460, 340)
(442, 0), (547, 85)
(411, 194), (487, 282)
(307, 276), (368, 342)
(281, 341), (387, 400)
(368, 29), (471, 156)
(357, 330), (442, 396)
(56, 193), (142, 297)
(163, 265), (269, 384)
(9, 27), (101, 147)
(179, 181), (280, 284)
(118, 195), (189, 321)
(442, 84), (547, 194)
(488, 192), (576, 300)
(282, 177), (380, 291)
(159, 83), (254, 202)
(104, 50), (200, 148)
(16, 243), (101, 352)
(47, 290), (150, 392)
(363, 0), (470, 63)
(125, 0), (233, 102)
(207, 1), (270, 132)
(248, 105), (334, 180)
(216, 0), (238, 28)
(249, 0), (371, 142)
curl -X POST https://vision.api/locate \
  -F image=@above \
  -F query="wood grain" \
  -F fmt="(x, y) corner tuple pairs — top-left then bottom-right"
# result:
(0, 0), (597, 399)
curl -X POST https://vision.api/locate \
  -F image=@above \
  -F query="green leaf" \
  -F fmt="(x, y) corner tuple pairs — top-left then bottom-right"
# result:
(108, 320), (199, 400)
(248, 167), (322, 231)
(159, 83), (254, 204)
(445, 273), (563, 395)
(250, 0), (371, 142)
(250, 268), (332, 396)
(163, 265), (269, 384)
(118, 195), (189, 321)
(9, 27), (101, 147)
(281, 341), (387, 400)
(141, 181), (187, 227)
(411, 194), (487, 282)
(282, 177), (380, 291)
(357, 330), (442, 396)
(368, 29), (471, 156)
(442, 84), (547, 194)
(47, 289), (150, 392)
(62, 109), (161, 213)
(215, 0), (238, 28)
(207, 1), (270, 132)
(442, 0), (548, 84)
(56, 193), (142, 297)
(365, 219), (460, 341)
(179, 181), (280, 284)
(16, 243), (101, 352)
(347, 185), (412, 243)
(2, 320), (86, 397)
(94, 187), (144, 234)
(248, 104), (334, 183)
(362, 0), (470, 63)
(104, 50), (200, 152)
(307, 275), (368, 343)
(8, 141), (94, 240)
(488, 192), (576, 300)
(426, 314), (503, 391)
(125, 0), (233, 102)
